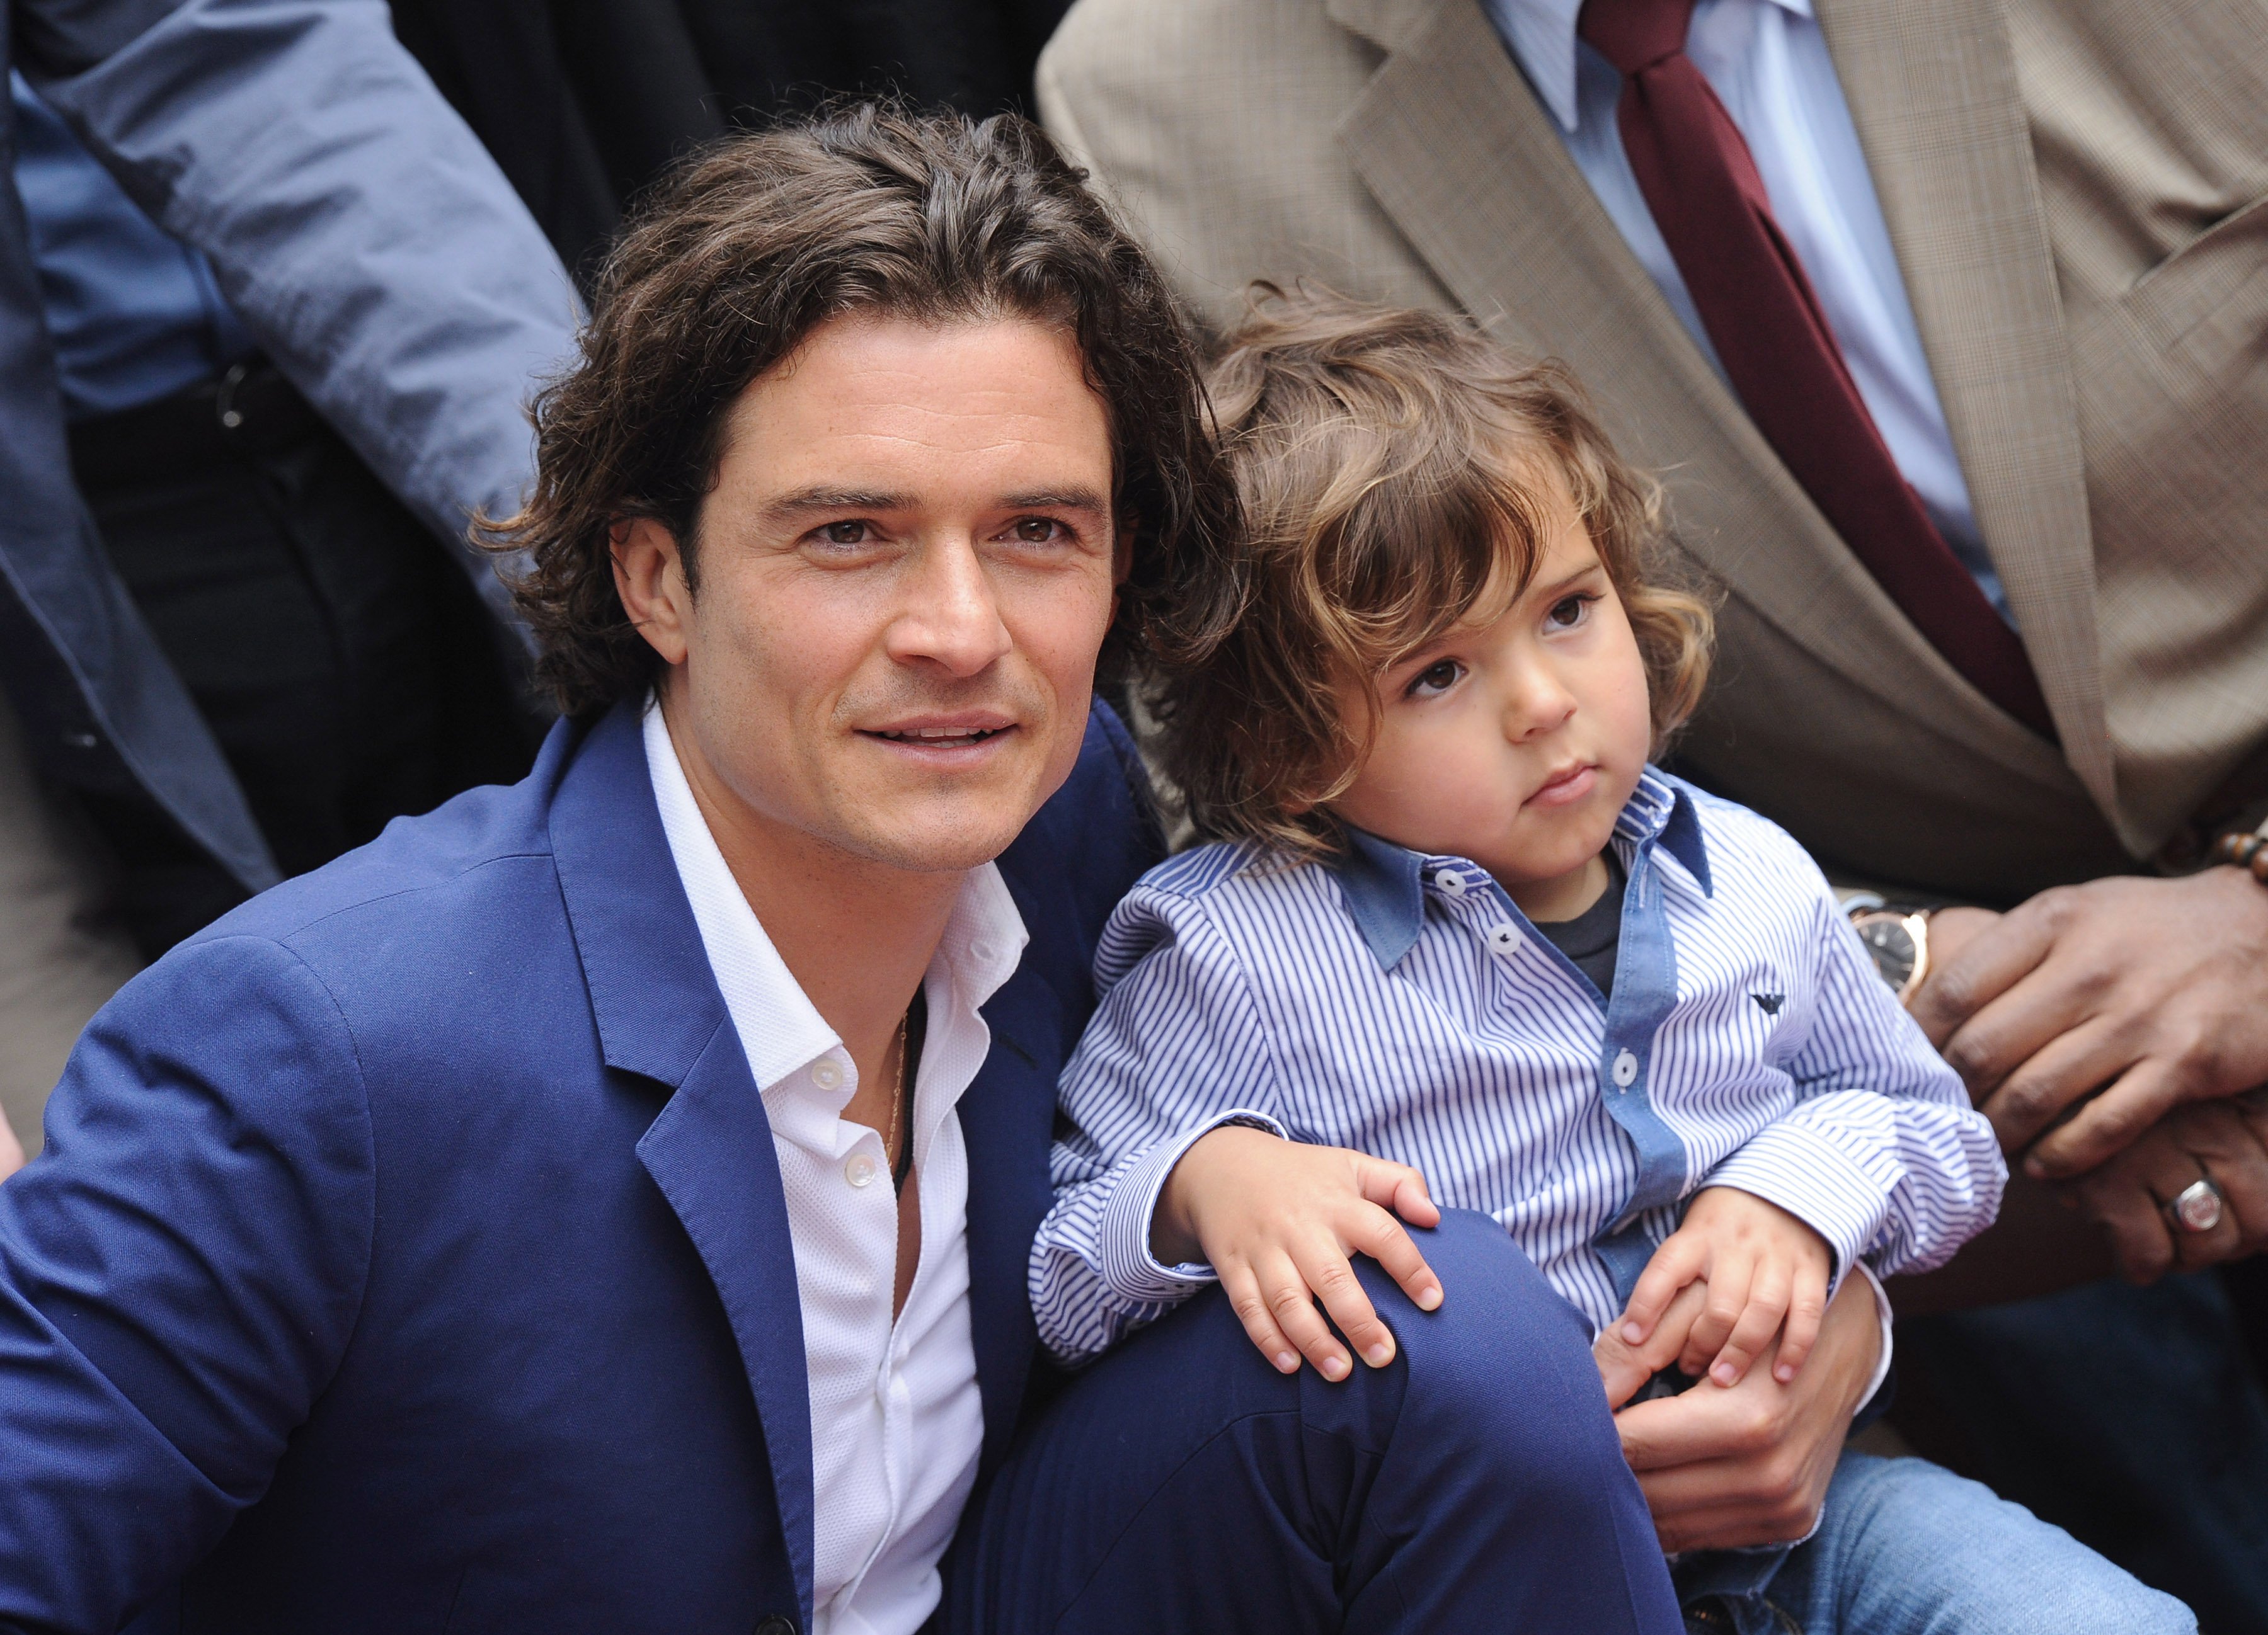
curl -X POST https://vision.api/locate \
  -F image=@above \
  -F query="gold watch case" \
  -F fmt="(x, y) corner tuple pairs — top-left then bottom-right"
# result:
(1848, 908), (1932, 1002)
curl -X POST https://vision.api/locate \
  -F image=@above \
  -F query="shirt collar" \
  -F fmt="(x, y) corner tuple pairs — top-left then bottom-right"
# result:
(640, 697), (1027, 1108)
(1482, 0), (1816, 133)
(1326, 767), (1712, 971)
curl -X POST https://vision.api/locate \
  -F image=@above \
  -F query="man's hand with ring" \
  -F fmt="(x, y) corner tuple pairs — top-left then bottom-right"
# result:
(2066, 1091), (2268, 1282)
(1906, 870), (2268, 1181)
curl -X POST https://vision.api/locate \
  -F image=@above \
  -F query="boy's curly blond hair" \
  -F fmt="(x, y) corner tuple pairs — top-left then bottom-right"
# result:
(1144, 287), (1715, 858)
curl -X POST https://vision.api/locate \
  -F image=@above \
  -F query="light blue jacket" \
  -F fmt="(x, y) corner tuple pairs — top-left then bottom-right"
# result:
(1, 0), (578, 891)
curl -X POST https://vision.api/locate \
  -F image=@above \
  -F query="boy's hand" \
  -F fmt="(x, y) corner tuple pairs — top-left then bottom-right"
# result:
(1614, 1187), (1831, 1387)
(1594, 1277), (1709, 1407)
(1155, 1125), (1443, 1381)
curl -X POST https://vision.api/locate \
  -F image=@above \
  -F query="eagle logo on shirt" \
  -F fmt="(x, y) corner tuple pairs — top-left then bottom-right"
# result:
(1752, 993), (1784, 1015)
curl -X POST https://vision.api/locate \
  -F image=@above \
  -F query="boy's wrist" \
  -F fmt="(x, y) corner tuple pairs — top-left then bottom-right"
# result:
(1700, 1129), (1890, 1297)
(1137, 1113), (1288, 1275)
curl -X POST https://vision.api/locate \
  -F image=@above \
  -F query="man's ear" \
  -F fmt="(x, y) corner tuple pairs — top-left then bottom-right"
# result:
(611, 516), (692, 667)
(1111, 512), (1137, 588)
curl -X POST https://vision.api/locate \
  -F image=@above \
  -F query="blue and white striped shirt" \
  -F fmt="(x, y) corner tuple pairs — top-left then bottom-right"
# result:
(1031, 770), (2004, 1365)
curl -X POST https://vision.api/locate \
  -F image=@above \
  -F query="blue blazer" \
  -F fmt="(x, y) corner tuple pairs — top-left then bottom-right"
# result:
(0, 698), (1163, 1634)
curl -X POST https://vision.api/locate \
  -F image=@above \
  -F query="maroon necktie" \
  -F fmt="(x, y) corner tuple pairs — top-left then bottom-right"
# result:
(1578, 0), (2055, 738)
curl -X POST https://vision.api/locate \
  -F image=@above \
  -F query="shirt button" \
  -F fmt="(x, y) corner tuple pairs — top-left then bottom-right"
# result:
(1436, 872), (1468, 897)
(753, 1617), (799, 1635)
(845, 1153), (878, 1188)
(1486, 921), (1524, 957)
(1612, 1049), (1639, 1088)
(811, 1058), (842, 1091)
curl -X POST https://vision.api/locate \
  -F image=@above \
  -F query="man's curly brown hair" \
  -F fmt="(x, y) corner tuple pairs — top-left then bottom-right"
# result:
(480, 101), (1231, 717)
(1146, 288), (1716, 859)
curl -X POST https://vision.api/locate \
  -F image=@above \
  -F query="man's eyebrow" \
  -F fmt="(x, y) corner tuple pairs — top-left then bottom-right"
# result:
(758, 485), (1111, 522)
(1000, 487), (1111, 512)
(760, 487), (915, 522)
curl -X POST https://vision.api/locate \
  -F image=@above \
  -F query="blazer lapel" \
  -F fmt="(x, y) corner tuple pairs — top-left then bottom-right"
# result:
(957, 976), (1059, 1479)
(1328, 0), (2076, 778)
(1817, 0), (2118, 825)
(549, 703), (815, 1625)
(635, 1034), (816, 1627)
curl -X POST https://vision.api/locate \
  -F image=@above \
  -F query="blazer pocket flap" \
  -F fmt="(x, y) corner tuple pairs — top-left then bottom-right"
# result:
(2124, 191), (2268, 361)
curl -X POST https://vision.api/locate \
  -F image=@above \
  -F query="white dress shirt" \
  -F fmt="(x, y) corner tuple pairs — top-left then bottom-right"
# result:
(644, 700), (1029, 1635)
(1483, 0), (2012, 618)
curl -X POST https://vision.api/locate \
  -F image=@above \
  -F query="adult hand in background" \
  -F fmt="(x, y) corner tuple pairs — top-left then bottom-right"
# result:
(1605, 1273), (1880, 1553)
(1906, 870), (2268, 1182)
(2065, 1090), (2268, 1283)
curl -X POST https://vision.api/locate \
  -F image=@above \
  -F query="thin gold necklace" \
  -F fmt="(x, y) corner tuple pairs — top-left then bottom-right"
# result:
(883, 1011), (909, 1179)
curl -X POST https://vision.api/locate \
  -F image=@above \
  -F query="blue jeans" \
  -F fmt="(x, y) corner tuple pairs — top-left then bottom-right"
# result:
(944, 1210), (1682, 1633)
(1679, 1450), (2196, 1634)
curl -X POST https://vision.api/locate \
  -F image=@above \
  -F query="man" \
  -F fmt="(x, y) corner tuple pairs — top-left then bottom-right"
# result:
(0, 105), (1684, 1634)
(1034, 0), (2268, 1617)
(0, 0), (576, 1158)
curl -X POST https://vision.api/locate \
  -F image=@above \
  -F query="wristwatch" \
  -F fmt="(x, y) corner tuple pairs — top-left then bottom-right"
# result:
(1843, 894), (1932, 1001)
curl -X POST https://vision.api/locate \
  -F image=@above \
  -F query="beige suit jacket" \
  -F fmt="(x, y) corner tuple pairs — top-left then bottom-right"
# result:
(1039, 0), (2268, 901)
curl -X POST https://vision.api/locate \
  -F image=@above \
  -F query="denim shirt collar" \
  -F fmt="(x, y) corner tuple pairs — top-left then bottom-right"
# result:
(1326, 767), (1713, 971)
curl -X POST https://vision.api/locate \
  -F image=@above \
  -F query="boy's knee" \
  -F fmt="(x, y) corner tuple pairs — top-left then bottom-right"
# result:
(1357, 1209), (1616, 1471)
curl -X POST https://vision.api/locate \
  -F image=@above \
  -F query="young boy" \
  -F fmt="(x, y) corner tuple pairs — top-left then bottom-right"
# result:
(1029, 293), (2194, 1632)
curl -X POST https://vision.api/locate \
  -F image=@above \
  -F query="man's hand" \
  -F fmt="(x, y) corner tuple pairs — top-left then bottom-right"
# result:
(1594, 1277), (1709, 1406)
(1907, 870), (2268, 1180)
(1154, 1125), (1442, 1381)
(1607, 1273), (1881, 1553)
(1614, 1188), (1831, 1386)
(2066, 1090), (2268, 1282)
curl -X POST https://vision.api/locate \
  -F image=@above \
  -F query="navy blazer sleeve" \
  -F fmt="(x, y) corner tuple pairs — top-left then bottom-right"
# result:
(0, 933), (374, 1634)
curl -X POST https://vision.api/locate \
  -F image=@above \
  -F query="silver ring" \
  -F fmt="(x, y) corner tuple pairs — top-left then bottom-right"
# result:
(2170, 1177), (2226, 1234)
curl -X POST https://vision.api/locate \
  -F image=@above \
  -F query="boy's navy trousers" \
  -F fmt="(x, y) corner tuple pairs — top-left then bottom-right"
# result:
(944, 1209), (1684, 1633)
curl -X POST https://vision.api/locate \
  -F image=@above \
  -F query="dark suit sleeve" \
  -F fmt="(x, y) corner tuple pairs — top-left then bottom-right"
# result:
(0, 936), (377, 1634)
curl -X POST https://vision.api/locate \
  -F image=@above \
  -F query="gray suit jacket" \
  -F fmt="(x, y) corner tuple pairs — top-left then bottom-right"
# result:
(1038, 0), (2268, 901)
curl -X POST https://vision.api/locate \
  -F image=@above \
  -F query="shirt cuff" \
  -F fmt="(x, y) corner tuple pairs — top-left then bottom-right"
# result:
(1701, 1121), (1894, 1302)
(1096, 1108), (1288, 1306)
(1852, 1260), (1896, 1415)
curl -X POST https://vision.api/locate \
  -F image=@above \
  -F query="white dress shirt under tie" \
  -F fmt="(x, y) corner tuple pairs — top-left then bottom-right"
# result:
(1482, 0), (2013, 620)
(644, 700), (1029, 1635)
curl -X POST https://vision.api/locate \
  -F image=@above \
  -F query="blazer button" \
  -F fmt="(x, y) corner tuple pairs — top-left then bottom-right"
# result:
(753, 1617), (798, 1635)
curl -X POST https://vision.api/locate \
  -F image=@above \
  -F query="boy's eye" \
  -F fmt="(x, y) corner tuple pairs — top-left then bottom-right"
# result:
(1547, 593), (1596, 629)
(1406, 659), (1465, 698)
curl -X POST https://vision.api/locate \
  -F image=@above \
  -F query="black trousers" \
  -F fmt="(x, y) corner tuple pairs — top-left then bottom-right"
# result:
(68, 361), (542, 956)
